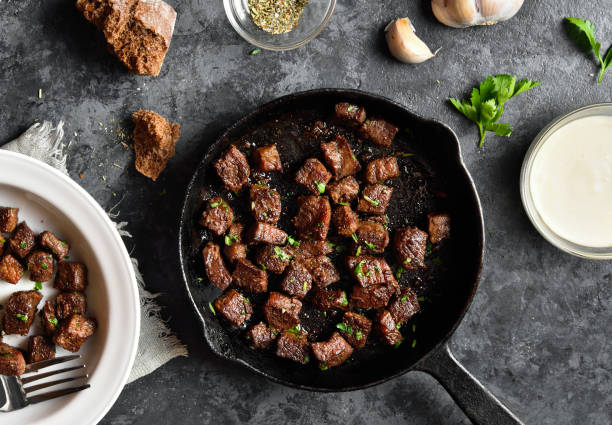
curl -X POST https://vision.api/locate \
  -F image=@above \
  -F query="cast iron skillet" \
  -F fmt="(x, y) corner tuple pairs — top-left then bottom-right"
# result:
(179, 89), (523, 425)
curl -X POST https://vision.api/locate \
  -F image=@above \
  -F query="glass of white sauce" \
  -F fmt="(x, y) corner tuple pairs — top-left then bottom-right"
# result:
(521, 103), (612, 259)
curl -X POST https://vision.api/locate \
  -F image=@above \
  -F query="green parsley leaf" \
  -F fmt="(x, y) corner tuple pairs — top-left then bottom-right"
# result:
(396, 322), (402, 329)
(16, 313), (28, 322)
(197, 277), (204, 282)
(337, 202), (348, 206)
(411, 339), (417, 348)
(48, 317), (58, 326)
(404, 258), (412, 264)
(364, 241), (376, 250)
(449, 74), (540, 146)
(304, 355), (310, 363)
(320, 362), (328, 371)
(351, 233), (358, 243)
(260, 264), (267, 271)
(41, 263), (48, 270)
(394, 340), (403, 349)
(250, 48), (261, 55)
(274, 246), (291, 261)
(208, 302), (216, 315)
(397, 152), (414, 158)
(210, 201), (221, 208)
(34, 281), (42, 291)
(355, 331), (363, 341)
(225, 234), (239, 246)
(395, 266), (404, 279)
(336, 323), (348, 332)
(337, 322), (353, 335)
(363, 195), (380, 206)
(19, 241), (27, 249)
(354, 260), (365, 277)
(313, 180), (326, 194)
(347, 105), (354, 111)
(355, 245), (362, 256)
(303, 281), (309, 292)
(341, 291), (348, 306)
(287, 235), (300, 247)
(401, 295), (408, 302)
(565, 17), (612, 84)
(59, 240), (67, 245)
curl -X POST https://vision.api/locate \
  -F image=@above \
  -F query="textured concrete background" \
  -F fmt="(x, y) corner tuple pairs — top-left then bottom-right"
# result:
(1, 0), (611, 424)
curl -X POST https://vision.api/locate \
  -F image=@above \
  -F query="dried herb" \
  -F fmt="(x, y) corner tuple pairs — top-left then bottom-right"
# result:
(249, 0), (310, 34)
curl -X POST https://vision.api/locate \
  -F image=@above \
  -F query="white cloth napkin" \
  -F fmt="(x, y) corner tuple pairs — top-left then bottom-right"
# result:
(2, 121), (188, 383)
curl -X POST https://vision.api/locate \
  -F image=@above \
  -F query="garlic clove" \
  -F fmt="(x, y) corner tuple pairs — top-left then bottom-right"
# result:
(385, 18), (439, 64)
(431, 0), (524, 28)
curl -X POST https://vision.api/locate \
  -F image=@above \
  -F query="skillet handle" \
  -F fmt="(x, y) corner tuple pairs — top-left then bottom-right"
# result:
(414, 343), (524, 425)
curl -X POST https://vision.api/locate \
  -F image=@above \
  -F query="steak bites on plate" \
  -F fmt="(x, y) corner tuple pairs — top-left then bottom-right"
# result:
(197, 102), (452, 370)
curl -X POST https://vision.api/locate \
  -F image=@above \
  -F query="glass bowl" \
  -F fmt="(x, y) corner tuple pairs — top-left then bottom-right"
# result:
(520, 103), (612, 259)
(224, 0), (336, 51)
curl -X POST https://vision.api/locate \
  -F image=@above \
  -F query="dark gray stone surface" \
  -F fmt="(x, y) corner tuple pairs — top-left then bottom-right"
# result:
(1, 0), (611, 424)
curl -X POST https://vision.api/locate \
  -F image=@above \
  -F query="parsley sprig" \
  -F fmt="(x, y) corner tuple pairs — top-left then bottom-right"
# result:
(450, 74), (540, 147)
(565, 17), (612, 84)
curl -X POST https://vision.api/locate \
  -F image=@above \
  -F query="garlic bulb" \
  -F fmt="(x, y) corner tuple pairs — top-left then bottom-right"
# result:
(431, 0), (524, 28)
(385, 18), (439, 64)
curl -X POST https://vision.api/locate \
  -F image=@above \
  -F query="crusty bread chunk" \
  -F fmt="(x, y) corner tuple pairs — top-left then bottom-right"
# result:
(132, 109), (180, 180)
(76, 0), (177, 76)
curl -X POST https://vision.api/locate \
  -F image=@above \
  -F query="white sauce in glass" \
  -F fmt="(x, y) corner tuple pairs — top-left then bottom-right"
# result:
(530, 115), (612, 247)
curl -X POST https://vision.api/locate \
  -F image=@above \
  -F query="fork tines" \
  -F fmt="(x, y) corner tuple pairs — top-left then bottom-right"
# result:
(20, 355), (89, 403)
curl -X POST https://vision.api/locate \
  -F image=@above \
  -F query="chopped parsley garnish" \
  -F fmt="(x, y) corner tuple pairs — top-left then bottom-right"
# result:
(34, 281), (42, 291)
(401, 295), (408, 302)
(396, 322), (402, 329)
(73, 309), (79, 313)
(19, 241), (27, 249)
(251, 201), (255, 210)
(60, 240), (67, 245)
(260, 264), (267, 271)
(319, 362), (328, 371)
(355, 331), (363, 340)
(425, 241), (433, 256)
(411, 339), (417, 348)
(225, 234), (239, 246)
(317, 222), (324, 228)
(341, 292), (348, 306)
(41, 263), (48, 270)
(16, 313), (28, 322)
(397, 152), (414, 157)
(394, 340), (403, 349)
(395, 266), (404, 279)
(302, 281), (309, 292)
(287, 326), (300, 335)
(0, 238), (5, 243)
(355, 246), (362, 256)
(197, 277), (204, 282)
(412, 324), (416, 332)
(347, 105), (354, 111)
(48, 317), (58, 326)
(250, 48), (261, 55)
(337, 202), (348, 206)
(354, 260), (365, 277)
(337, 322), (354, 335)
(281, 308), (286, 314)
(351, 233), (358, 243)
(210, 201), (221, 208)
(404, 258), (412, 264)
(274, 246), (291, 261)
(304, 355), (310, 363)
(208, 302), (216, 315)
(363, 195), (379, 206)
(364, 241), (376, 250)
(287, 235), (300, 247)
(313, 180), (326, 194)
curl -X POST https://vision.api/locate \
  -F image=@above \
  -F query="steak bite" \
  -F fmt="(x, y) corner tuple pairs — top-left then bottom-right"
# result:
(213, 289), (253, 327)
(350, 283), (396, 309)
(388, 287), (420, 325)
(339, 312), (372, 349)
(249, 185), (281, 224)
(245, 222), (287, 245)
(39, 231), (70, 260)
(355, 221), (389, 254)
(253, 145), (283, 172)
(320, 135), (361, 179)
(263, 292), (302, 331)
(280, 261), (313, 299)
(311, 288), (349, 311)
(312, 332), (353, 369)
(232, 258), (268, 293)
(359, 118), (399, 148)
(0, 254), (24, 284)
(8, 221), (35, 259)
(300, 256), (340, 288)
(292, 195), (331, 241)
(0, 343), (26, 376)
(276, 329), (310, 364)
(334, 102), (366, 127)
(55, 292), (88, 320)
(332, 205), (359, 236)
(375, 310), (403, 346)
(53, 314), (97, 352)
(393, 227), (428, 270)
(364, 156), (400, 184)
(428, 212), (451, 244)
(246, 322), (277, 349)
(199, 197), (233, 236)
(28, 336), (55, 363)
(295, 158), (332, 195)
(55, 262), (88, 292)
(41, 300), (58, 336)
(327, 176), (360, 205)
(214, 145), (250, 192)
(27, 251), (54, 282)
(202, 242), (232, 291)
(223, 222), (246, 264)
(255, 245), (294, 274)
(4, 290), (43, 335)
(346, 256), (397, 288)
(294, 240), (333, 260)
(357, 184), (393, 215)
(0, 207), (19, 233)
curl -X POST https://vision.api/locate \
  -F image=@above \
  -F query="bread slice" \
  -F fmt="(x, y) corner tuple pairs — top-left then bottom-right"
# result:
(132, 109), (180, 180)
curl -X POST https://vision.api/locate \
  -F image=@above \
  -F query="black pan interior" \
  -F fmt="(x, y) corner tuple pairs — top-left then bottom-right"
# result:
(179, 89), (483, 391)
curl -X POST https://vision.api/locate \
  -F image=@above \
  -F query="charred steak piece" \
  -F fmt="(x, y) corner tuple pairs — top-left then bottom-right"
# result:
(200, 197), (233, 236)
(320, 134), (361, 179)
(276, 329), (310, 364)
(388, 286), (420, 325)
(428, 212), (451, 244)
(338, 312), (372, 349)
(27, 250), (54, 282)
(310, 288), (349, 311)
(53, 314), (97, 352)
(245, 222), (287, 246)
(39, 230), (70, 260)
(0, 343), (26, 376)
(55, 261), (88, 292)
(28, 335), (55, 363)
(357, 184), (393, 215)
(311, 332), (353, 369)
(223, 222), (246, 264)
(359, 118), (399, 148)
(327, 176), (359, 205)
(55, 292), (88, 320)
(334, 102), (366, 127)
(213, 289), (253, 327)
(232, 258), (268, 293)
(0, 207), (19, 233)
(300, 255), (340, 288)
(202, 242), (232, 291)
(393, 227), (428, 270)
(0, 253), (24, 284)
(332, 205), (359, 237)
(255, 244), (294, 274)
(41, 300), (58, 336)
(345, 256), (397, 288)
(350, 283), (396, 309)
(292, 195), (331, 241)
(295, 158), (332, 195)
(9, 221), (35, 259)
(4, 290), (43, 335)
(253, 145), (283, 172)
(246, 322), (278, 349)
(355, 221), (389, 254)
(280, 261), (313, 299)
(214, 145), (250, 192)
(364, 156), (400, 184)
(250, 184), (281, 224)
(375, 310), (403, 346)
(293, 240), (333, 260)
(263, 292), (302, 331)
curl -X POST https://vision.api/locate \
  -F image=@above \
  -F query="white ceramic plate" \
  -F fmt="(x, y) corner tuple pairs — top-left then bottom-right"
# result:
(0, 150), (140, 425)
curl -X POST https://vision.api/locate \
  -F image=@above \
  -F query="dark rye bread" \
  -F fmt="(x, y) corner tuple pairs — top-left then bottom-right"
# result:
(132, 109), (180, 180)
(76, 0), (176, 76)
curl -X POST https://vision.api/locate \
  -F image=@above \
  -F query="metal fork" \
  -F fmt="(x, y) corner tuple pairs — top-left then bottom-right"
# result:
(1, 355), (90, 412)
